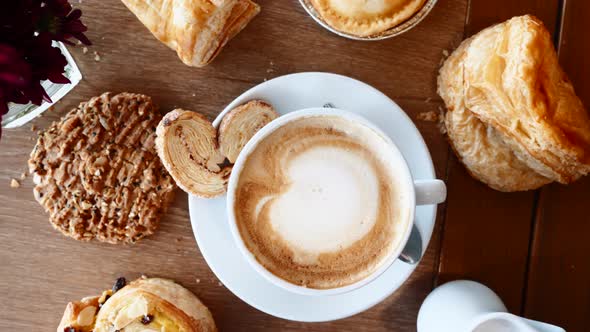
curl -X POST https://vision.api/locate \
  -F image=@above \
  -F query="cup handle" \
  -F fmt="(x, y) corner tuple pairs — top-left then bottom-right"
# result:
(414, 179), (447, 206)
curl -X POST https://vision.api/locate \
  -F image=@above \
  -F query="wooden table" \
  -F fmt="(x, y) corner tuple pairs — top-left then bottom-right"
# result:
(1, 0), (588, 331)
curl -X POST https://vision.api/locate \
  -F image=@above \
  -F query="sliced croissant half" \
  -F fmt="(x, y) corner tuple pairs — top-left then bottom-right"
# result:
(155, 101), (277, 197)
(156, 110), (231, 198)
(219, 100), (279, 163)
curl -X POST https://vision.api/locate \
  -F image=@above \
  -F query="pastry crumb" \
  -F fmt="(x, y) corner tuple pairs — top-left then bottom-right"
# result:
(94, 51), (101, 61)
(417, 111), (439, 122)
(175, 237), (181, 242)
(217, 282), (223, 287)
(20, 172), (27, 180)
(437, 107), (447, 134)
(438, 122), (447, 135)
(30, 124), (37, 131)
(192, 93), (196, 97)
(425, 97), (432, 103)
(82, 47), (88, 54)
(10, 179), (20, 188)
(196, 278), (201, 283)
(440, 49), (450, 67)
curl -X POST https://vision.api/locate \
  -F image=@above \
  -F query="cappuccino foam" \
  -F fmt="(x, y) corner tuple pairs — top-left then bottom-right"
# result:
(234, 115), (411, 289)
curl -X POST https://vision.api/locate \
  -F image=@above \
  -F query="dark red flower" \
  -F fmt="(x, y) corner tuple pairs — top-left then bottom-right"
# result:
(0, 0), (90, 136)
(38, 0), (92, 46)
(0, 44), (32, 115)
(0, 1), (40, 47)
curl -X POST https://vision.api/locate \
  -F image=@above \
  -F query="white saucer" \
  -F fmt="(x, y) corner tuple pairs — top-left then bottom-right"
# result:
(189, 72), (437, 322)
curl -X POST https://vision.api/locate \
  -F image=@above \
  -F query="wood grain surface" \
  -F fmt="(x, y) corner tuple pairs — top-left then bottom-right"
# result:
(524, 1), (590, 330)
(436, 0), (561, 314)
(0, 0), (465, 331)
(1, 0), (587, 331)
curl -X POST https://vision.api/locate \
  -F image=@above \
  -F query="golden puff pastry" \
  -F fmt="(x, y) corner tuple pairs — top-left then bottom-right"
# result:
(438, 15), (590, 191)
(121, 0), (260, 67)
(58, 277), (216, 332)
(308, 0), (426, 37)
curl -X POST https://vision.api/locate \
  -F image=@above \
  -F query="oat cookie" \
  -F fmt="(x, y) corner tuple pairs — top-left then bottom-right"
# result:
(29, 92), (175, 243)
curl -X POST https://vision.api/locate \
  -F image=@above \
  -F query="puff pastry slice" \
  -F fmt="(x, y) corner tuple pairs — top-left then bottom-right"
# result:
(121, 0), (260, 67)
(438, 15), (590, 191)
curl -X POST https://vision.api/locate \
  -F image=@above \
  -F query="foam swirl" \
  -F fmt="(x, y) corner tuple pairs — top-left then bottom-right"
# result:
(234, 116), (410, 289)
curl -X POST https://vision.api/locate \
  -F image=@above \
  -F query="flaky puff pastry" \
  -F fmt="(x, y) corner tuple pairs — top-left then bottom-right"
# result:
(438, 15), (590, 191)
(156, 110), (232, 198)
(121, 0), (260, 67)
(58, 278), (216, 332)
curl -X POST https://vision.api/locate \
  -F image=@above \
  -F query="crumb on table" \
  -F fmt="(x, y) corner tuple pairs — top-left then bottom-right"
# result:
(10, 179), (20, 188)
(417, 111), (439, 122)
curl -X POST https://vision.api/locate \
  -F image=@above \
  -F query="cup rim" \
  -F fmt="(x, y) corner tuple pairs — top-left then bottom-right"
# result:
(226, 108), (416, 296)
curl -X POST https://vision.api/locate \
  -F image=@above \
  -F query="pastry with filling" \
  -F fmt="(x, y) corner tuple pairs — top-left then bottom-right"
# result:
(438, 15), (590, 191)
(121, 0), (260, 67)
(58, 277), (216, 332)
(308, 0), (426, 37)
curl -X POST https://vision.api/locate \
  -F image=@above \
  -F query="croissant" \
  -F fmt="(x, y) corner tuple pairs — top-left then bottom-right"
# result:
(58, 277), (216, 332)
(438, 15), (590, 191)
(120, 0), (260, 67)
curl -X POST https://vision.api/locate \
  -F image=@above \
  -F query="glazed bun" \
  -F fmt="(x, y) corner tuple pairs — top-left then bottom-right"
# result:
(58, 277), (216, 332)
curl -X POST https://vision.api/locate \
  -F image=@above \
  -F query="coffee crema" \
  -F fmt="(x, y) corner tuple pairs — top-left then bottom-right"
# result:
(233, 115), (411, 289)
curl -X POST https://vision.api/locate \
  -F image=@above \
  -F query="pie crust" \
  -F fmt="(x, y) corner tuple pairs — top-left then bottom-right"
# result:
(309, 0), (427, 37)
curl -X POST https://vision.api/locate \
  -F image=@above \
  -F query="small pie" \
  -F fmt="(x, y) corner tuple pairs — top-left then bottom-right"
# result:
(308, 0), (427, 37)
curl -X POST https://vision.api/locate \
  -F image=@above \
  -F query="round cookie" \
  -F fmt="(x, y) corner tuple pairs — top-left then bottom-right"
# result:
(28, 92), (175, 243)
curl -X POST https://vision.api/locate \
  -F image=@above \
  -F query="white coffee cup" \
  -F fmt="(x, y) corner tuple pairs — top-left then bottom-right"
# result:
(227, 108), (446, 296)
